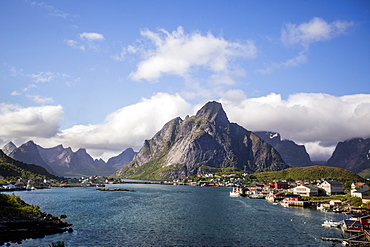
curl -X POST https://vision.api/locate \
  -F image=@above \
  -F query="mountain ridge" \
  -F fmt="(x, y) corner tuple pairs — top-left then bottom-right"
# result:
(115, 101), (290, 179)
(254, 131), (312, 167)
(3, 141), (136, 177)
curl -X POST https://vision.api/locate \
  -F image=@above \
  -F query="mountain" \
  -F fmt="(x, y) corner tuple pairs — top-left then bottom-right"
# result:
(107, 148), (136, 171)
(326, 137), (370, 175)
(115, 101), (289, 180)
(0, 150), (56, 179)
(3, 141), (135, 177)
(254, 131), (312, 167)
(4, 141), (55, 174)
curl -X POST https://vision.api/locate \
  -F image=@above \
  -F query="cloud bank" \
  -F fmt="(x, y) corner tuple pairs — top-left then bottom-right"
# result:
(0, 104), (63, 139)
(222, 92), (370, 160)
(1, 93), (369, 161)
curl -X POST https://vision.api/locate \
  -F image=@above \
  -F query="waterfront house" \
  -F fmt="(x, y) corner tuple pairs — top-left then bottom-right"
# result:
(351, 183), (369, 190)
(351, 189), (370, 198)
(271, 182), (289, 190)
(284, 194), (301, 201)
(293, 185), (318, 196)
(343, 215), (370, 233)
(318, 179), (344, 195)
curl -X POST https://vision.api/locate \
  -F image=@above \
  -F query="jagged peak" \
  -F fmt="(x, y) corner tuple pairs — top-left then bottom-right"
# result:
(3, 141), (17, 149)
(25, 140), (36, 146)
(195, 101), (229, 127)
(76, 148), (87, 153)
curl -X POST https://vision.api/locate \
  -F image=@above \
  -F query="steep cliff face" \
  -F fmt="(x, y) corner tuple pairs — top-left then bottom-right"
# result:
(326, 138), (370, 173)
(115, 101), (289, 179)
(254, 131), (312, 167)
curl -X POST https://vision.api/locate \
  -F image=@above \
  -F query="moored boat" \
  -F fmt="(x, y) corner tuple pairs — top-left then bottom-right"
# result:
(322, 219), (342, 227)
(230, 187), (242, 197)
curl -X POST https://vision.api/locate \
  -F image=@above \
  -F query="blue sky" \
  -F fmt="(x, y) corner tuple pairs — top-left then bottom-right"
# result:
(0, 0), (369, 161)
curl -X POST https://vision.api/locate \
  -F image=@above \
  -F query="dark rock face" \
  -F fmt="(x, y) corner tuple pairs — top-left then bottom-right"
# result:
(254, 131), (312, 167)
(116, 101), (289, 179)
(326, 138), (370, 173)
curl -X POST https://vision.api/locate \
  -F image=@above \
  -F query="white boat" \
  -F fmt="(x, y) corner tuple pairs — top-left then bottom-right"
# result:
(230, 187), (241, 197)
(322, 219), (342, 227)
(249, 190), (265, 199)
(265, 193), (275, 202)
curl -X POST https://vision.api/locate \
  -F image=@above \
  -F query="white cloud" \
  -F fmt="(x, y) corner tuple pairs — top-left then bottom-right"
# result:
(65, 39), (85, 51)
(0, 104), (63, 138)
(49, 93), (192, 159)
(28, 72), (55, 83)
(27, 95), (54, 104)
(258, 17), (354, 74)
(128, 26), (257, 83)
(221, 92), (370, 160)
(30, 1), (69, 19)
(66, 32), (105, 52)
(79, 32), (105, 41)
(281, 17), (354, 48)
(2, 91), (369, 162)
(10, 84), (37, 96)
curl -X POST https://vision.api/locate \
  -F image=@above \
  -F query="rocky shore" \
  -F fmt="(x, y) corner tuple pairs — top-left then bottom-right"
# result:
(0, 193), (73, 245)
(0, 213), (72, 245)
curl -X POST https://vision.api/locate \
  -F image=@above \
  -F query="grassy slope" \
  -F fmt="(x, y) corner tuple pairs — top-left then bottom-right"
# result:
(254, 165), (366, 184)
(0, 150), (56, 179)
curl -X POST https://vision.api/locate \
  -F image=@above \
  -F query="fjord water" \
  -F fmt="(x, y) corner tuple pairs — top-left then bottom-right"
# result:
(6, 184), (344, 246)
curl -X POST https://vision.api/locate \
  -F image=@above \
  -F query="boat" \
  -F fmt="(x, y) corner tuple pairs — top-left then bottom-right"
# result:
(322, 219), (342, 227)
(265, 193), (275, 202)
(249, 190), (265, 199)
(230, 187), (241, 197)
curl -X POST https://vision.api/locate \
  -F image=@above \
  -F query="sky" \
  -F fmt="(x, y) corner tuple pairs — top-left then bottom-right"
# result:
(0, 0), (369, 162)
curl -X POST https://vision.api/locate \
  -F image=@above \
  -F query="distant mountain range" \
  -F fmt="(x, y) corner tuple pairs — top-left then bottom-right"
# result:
(2, 141), (135, 177)
(1, 101), (369, 179)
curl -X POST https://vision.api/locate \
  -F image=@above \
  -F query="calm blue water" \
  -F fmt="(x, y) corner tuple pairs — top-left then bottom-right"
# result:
(3, 184), (346, 246)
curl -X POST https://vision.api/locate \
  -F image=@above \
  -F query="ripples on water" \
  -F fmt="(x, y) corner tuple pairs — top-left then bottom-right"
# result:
(4, 184), (345, 246)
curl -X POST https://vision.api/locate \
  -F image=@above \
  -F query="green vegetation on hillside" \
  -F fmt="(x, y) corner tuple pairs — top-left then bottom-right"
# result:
(0, 193), (42, 220)
(253, 165), (366, 186)
(0, 150), (56, 180)
(358, 168), (370, 179)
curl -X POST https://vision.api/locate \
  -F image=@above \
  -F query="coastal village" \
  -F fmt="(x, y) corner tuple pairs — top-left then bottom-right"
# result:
(2, 173), (370, 245)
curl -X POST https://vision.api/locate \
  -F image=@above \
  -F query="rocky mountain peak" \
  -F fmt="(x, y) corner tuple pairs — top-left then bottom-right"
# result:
(326, 137), (370, 173)
(195, 101), (229, 127)
(2, 142), (17, 155)
(116, 101), (289, 179)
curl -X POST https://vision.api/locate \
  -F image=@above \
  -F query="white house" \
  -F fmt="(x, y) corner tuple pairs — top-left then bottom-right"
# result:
(351, 189), (370, 198)
(318, 180), (344, 195)
(293, 185), (318, 196)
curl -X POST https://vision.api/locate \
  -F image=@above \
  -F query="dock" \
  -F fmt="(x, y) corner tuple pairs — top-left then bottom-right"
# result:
(322, 233), (370, 246)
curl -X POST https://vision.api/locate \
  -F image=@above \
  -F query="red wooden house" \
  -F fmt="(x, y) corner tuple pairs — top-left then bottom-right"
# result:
(343, 216), (370, 233)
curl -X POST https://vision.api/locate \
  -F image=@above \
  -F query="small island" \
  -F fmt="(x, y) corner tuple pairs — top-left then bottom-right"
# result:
(96, 188), (135, 192)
